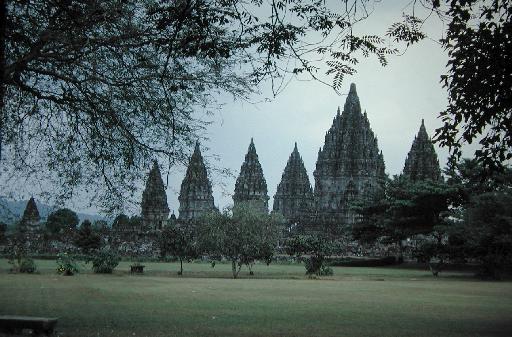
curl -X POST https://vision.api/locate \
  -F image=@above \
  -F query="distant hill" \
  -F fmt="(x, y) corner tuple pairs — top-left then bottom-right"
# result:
(0, 196), (109, 226)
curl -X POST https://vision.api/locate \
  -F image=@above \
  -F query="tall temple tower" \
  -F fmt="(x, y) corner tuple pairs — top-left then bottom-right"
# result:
(233, 138), (269, 213)
(141, 161), (170, 230)
(273, 143), (314, 222)
(403, 119), (442, 182)
(313, 83), (386, 231)
(178, 142), (216, 221)
(20, 197), (41, 231)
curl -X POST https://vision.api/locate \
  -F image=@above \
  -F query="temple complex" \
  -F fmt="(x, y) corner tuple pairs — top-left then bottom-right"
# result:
(273, 143), (314, 222)
(178, 142), (216, 220)
(133, 83), (440, 237)
(19, 197), (41, 231)
(233, 138), (270, 213)
(141, 161), (169, 230)
(402, 120), (442, 182)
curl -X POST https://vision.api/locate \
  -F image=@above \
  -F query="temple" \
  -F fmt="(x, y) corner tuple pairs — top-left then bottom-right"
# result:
(402, 120), (442, 182)
(233, 138), (270, 213)
(141, 161), (170, 230)
(178, 142), (216, 220)
(273, 143), (314, 223)
(20, 197), (41, 231)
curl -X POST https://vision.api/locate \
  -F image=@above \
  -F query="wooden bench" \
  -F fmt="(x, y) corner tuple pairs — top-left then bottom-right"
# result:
(0, 315), (58, 336)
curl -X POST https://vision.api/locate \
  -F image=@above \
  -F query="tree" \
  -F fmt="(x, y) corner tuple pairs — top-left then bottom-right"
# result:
(2, 1), (399, 211)
(74, 219), (101, 253)
(285, 234), (335, 276)
(92, 219), (108, 230)
(0, 222), (6, 241)
(197, 203), (283, 279)
(352, 177), (458, 262)
(463, 191), (512, 279)
(159, 225), (197, 275)
(112, 214), (130, 231)
(46, 208), (79, 234)
(444, 159), (512, 279)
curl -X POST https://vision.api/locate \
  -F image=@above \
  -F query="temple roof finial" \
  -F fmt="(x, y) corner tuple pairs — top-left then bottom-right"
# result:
(349, 83), (357, 95)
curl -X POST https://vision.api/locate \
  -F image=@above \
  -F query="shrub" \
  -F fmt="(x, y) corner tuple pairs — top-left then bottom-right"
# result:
(19, 258), (37, 273)
(9, 257), (37, 273)
(319, 265), (333, 276)
(89, 248), (120, 274)
(56, 253), (80, 275)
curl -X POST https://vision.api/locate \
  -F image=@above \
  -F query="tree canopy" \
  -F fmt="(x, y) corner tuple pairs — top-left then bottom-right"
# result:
(197, 203), (283, 278)
(46, 207), (79, 234)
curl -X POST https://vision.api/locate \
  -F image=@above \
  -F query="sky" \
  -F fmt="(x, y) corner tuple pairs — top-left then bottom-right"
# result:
(161, 1), (477, 215)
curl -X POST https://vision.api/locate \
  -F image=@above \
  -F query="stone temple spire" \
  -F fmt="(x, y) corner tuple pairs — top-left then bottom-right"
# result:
(403, 119), (442, 182)
(179, 142), (216, 221)
(313, 83), (386, 230)
(233, 138), (269, 213)
(273, 143), (314, 222)
(20, 197), (41, 230)
(141, 161), (169, 230)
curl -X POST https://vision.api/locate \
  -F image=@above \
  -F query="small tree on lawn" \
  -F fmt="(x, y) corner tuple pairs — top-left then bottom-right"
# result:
(159, 225), (198, 275)
(197, 203), (283, 279)
(286, 235), (335, 276)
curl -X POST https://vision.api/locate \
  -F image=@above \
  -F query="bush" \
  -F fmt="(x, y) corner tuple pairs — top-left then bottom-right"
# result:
(319, 265), (333, 276)
(19, 258), (37, 273)
(9, 257), (37, 273)
(89, 249), (120, 274)
(56, 253), (80, 275)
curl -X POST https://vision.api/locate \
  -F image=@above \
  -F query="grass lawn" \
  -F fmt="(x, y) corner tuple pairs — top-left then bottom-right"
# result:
(0, 259), (511, 337)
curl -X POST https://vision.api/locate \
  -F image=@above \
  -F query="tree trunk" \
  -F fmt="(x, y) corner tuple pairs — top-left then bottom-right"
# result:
(179, 258), (183, 275)
(231, 260), (237, 279)
(397, 240), (404, 264)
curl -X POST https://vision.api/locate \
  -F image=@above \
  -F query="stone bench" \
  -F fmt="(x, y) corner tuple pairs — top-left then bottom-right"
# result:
(0, 315), (58, 336)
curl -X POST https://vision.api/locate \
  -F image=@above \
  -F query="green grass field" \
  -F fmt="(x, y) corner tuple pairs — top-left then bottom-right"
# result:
(1, 259), (511, 337)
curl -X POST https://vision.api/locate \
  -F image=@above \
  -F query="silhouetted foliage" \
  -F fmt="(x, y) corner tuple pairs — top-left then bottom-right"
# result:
(75, 219), (101, 253)
(0, 222), (6, 241)
(46, 208), (79, 234)
(112, 214), (130, 231)
(463, 191), (512, 279)
(353, 177), (458, 262)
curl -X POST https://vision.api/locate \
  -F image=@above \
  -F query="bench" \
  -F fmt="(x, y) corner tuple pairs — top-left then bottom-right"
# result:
(0, 315), (58, 336)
